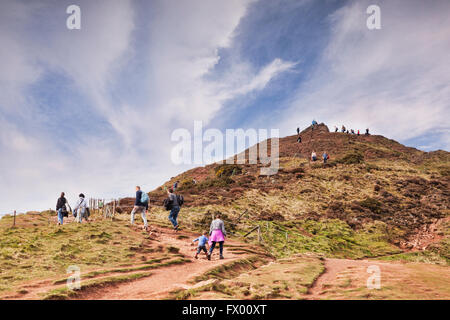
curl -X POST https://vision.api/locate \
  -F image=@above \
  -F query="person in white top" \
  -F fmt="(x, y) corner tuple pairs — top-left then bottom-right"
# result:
(73, 193), (88, 223)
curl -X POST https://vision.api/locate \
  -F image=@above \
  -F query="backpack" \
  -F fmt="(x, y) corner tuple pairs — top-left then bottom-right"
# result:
(177, 194), (184, 207)
(163, 198), (173, 211)
(141, 192), (149, 204)
(61, 205), (68, 217)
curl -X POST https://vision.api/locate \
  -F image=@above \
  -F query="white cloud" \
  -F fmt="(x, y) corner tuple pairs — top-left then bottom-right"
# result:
(278, 0), (450, 150)
(0, 0), (299, 214)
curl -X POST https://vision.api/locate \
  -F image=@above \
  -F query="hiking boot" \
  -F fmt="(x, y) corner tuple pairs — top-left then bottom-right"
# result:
(207, 253), (211, 261)
(174, 225), (179, 232)
(195, 254), (198, 259)
(220, 255), (224, 260)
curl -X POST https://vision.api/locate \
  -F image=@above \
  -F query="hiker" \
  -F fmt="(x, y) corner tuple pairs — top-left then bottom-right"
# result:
(73, 193), (88, 223)
(365, 128), (370, 135)
(192, 231), (209, 259)
(173, 180), (180, 191)
(297, 127), (300, 135)
(357, 130), (360, 136)
(334, 126), (338, 133)
(351, 129), (355, 134)
(341, 125), (346, 133)
(208, 212), (227, 260)
(130, 186), (149, 231)
(323, 151), (330, 163)
(311, 119), (318, 130)
(56, 192), (68, 225)
(311, 151), (317, 162)
(166, 188), (181, 231)
(297, 136), (302, 143)
(346, 129), (349, 134)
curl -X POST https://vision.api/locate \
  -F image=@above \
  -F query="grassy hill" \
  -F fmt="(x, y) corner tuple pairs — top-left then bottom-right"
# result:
(131, 124), (450, 262)
(0, 123), (448, 300)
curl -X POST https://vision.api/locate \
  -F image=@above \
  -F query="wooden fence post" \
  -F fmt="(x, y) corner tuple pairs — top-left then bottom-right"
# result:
(236, 209), (248, 223)
(13, 210), (16, 227)
(285, 232), (288, 253)
(112, 200), (116, 220)
(258, 226), (262, 243)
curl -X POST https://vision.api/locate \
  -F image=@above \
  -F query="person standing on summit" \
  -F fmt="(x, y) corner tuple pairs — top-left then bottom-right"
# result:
(130, 186), (149, 231)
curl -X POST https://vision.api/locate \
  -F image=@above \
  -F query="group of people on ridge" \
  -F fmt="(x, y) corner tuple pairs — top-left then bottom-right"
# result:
(295, 121), (370, 164)
(334, 125), (370, 135)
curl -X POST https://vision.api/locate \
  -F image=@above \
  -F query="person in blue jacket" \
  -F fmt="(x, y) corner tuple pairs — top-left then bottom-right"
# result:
(192, 231), (209, 259)
(130, 186), (149, 231)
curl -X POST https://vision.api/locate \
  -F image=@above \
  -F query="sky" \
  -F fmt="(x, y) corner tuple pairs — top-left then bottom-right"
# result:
(0, 0), (449, 214)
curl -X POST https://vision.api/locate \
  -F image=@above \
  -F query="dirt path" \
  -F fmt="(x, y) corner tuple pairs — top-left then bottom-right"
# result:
(307, 258), (450, 299)
(80, 226), (248, 300)
(4, 225), (249, 300)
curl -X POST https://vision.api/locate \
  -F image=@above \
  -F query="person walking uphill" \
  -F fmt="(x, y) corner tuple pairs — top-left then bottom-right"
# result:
(130, 186), (149, 231)
(192, 231), (209, 259)
(56, 192), (67, 225)
(165, 188), (183, 231)
(322, 151), (330, 164)
(73, 193), (89, 223)
(208, 212), (227, 260)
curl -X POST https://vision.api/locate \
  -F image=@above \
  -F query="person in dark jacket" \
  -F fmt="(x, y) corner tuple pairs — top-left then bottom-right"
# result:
(56, 192), (67, 225)
(130, 186), (148, 231)
(167, 188), (180, 231)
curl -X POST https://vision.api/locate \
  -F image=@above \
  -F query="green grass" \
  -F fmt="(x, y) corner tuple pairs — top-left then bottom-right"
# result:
(252, 219), (401, 259)
(0, 212), (178, 294)
(376, 251), (448, 265)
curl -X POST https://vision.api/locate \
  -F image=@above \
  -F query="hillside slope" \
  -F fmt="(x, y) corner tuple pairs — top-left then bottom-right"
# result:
(119, 124), (449, 255)
(1, 124), (448, 300)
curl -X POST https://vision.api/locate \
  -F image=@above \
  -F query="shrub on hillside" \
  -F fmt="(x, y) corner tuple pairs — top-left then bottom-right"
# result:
(178, 178), (195, 191)
(359, 197), (383, 215)
(214, 164), (242, 178)
(438, 166), (450, 177)
(337, 152), (364, 165)
(197, 176), (235, 190)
